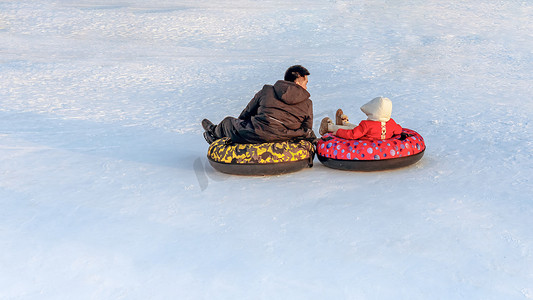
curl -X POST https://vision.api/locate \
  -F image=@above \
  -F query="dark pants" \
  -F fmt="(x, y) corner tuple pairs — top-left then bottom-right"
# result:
(214, 117), (261, 144)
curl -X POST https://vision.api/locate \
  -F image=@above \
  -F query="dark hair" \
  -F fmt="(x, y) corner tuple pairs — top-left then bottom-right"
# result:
(284, 65), (310, 82)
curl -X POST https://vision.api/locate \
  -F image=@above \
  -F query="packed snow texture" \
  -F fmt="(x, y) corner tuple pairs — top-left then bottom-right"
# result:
(1, 0), (532, 299)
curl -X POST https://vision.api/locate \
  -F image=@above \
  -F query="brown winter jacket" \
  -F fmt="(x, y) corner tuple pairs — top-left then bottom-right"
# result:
(238, 80), (314, 142)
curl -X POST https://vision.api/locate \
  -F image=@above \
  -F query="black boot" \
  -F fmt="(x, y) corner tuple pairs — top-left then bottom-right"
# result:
(202, 119), (216, 134)
(201, 119), (218, 144)
(203, 131), (216, 144)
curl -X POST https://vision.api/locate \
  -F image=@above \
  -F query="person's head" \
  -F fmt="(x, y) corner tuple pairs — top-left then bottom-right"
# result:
(284, 65), (310, 90)
(361, 97), (393, 122)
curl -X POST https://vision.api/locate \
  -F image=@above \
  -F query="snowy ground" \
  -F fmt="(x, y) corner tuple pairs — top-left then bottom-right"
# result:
(1, 0), (532, 299)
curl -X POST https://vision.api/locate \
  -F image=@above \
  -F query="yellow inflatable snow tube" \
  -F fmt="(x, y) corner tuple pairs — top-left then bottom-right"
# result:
(207, 138), (314, 175)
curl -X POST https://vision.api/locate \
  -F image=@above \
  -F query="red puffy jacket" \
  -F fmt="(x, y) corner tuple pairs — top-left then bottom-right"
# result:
(335, 119), (402, 140)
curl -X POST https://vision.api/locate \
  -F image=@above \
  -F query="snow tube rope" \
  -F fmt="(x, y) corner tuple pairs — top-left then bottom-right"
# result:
(207, 138), (315, 175)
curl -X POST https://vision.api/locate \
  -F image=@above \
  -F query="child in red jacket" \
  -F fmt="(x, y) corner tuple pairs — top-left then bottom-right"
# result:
(319, 97), (403, 140)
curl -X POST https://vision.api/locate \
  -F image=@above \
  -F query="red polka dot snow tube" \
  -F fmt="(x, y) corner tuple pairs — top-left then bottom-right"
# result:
(316, 128), (425, 171)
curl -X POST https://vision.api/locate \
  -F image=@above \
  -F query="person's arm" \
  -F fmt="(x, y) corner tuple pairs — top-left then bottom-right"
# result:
(238, 89), (263, 120)
(335, 122), (367, 140)
(302, 102), (313, 131)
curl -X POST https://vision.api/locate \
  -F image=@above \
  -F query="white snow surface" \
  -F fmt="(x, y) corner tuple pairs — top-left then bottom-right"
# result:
(1, 0), (532, 299)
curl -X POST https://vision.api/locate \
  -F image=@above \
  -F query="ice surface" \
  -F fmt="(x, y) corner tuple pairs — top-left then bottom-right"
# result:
(1, 0), (532, 299)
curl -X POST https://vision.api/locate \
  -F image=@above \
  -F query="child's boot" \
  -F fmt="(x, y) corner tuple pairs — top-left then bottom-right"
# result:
(319, 117), (333, 135)
(335, 109), (349, 125)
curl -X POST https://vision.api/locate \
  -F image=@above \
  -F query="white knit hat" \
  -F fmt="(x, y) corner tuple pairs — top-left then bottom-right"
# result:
(360, 97), (392, 122)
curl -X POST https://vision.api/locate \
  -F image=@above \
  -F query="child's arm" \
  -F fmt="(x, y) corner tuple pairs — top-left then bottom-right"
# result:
(335, 122), (368, 140)
(390, 118), (403, 135)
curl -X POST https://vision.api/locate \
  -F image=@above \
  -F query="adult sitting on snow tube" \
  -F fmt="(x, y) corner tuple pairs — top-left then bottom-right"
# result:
(317, 97), (425, 171)
(207, 138), (315, 175)
(200, 65), (317, 175)
(201, 65), (315, 145)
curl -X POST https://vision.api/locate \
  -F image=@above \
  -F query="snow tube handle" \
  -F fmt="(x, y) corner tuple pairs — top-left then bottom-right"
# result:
(399, 132), (413, 141)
